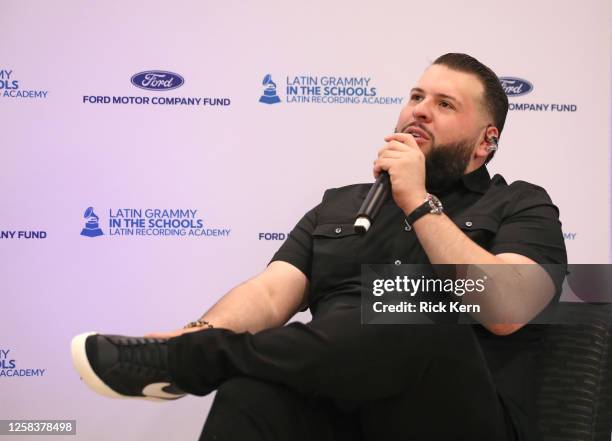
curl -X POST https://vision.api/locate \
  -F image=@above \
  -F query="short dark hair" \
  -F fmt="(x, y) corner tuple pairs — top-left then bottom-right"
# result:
(433, 53), (508, 162)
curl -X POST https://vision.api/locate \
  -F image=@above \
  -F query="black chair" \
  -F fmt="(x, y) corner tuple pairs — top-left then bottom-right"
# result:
(536, 303), (612, 441)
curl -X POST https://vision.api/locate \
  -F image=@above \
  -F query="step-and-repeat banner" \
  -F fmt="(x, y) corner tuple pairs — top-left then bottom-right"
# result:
(2, 0), (610, 439)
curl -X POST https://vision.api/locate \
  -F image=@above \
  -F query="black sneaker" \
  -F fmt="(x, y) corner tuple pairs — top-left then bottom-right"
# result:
(71, 332), (186, 401)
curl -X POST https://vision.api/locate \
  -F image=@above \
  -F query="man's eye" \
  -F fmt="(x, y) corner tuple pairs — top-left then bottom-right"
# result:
(439, 101), (453, 109)
(410, 94), (423, 102)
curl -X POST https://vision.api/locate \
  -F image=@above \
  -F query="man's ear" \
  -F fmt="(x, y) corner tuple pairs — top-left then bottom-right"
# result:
(475, 126), (500, 160)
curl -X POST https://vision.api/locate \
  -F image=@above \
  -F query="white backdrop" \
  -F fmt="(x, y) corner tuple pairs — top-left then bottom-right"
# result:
(1, 0), (610, 439)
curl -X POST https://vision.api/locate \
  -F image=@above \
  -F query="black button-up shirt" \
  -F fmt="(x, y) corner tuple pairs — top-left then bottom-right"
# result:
(271, 164), (567, 441)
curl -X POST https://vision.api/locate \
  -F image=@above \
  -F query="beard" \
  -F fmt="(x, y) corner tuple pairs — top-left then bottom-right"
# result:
(424, 137), (477, 193)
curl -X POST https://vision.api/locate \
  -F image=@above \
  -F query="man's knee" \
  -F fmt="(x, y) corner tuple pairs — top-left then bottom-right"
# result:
(203, 378), (282, 441)
(205, 378), (337, 441)
(214, 377), (295, 410)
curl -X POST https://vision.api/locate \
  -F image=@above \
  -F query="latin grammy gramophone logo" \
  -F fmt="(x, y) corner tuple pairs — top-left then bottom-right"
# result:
(259, 74), (281, 104)
(80, 206), (104, 238)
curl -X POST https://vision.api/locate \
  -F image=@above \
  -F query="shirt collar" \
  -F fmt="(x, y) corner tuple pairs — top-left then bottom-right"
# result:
(461, 165), (491, 194)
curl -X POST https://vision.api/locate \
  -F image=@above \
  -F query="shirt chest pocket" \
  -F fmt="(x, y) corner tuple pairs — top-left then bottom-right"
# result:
(311, 222), (362, 277)
(312, 223), (363, 259)
(454, 215), (500, 251)
(310, 223), (365, 294)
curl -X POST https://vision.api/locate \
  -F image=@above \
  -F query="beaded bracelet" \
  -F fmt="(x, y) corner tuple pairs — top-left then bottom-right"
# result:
(183, 319), (214, 329)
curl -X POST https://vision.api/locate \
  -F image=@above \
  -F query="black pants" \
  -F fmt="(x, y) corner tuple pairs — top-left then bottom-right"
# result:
(167, 302), (515, 441)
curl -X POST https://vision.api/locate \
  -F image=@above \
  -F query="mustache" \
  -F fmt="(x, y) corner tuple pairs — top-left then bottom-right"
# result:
(396, 123), (435, 142)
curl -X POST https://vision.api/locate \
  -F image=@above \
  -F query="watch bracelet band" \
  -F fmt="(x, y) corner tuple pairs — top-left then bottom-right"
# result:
(404, 194), (441, 227)
(183, 318), (214, 329)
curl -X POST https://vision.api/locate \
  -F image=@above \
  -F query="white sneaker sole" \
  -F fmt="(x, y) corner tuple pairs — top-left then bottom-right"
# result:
(70, 332), (169, 402)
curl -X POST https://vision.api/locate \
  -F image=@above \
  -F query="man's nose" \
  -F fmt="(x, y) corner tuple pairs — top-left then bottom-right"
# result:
(412, 99), (433, 122)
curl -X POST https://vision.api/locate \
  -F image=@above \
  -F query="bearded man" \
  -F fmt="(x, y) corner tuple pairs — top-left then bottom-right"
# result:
(72, 53), (567, 441)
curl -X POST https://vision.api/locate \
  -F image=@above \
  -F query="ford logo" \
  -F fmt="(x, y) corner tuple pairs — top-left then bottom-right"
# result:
(499, 77), (533, 97)
(131, 70), (184, 91)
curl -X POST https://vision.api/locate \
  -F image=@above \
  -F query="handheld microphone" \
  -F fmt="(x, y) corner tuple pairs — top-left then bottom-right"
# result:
(354, 171), (391, 234)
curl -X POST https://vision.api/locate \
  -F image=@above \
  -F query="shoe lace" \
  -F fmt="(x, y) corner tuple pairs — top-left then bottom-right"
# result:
(117, 337), (168, 377)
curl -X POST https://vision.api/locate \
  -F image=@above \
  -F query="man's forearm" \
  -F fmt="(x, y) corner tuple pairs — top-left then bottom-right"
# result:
(410, 213), (554, 334)
(198, 278), (287, 334)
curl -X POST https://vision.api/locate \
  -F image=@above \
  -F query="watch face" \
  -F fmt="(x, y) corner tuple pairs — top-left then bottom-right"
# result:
(427, 194), (444, 214)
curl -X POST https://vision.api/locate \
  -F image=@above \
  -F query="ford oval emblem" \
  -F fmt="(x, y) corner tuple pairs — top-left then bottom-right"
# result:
(499, 77), (533, 97)
(131, 70), (184, 91)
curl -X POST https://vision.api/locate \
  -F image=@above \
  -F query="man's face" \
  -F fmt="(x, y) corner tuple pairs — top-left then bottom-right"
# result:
(395, 64), (489, 182)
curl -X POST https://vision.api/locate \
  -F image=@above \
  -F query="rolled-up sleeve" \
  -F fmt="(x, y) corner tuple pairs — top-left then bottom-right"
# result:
(269, 204), (319, 280)
(490, 184), (567, 292)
